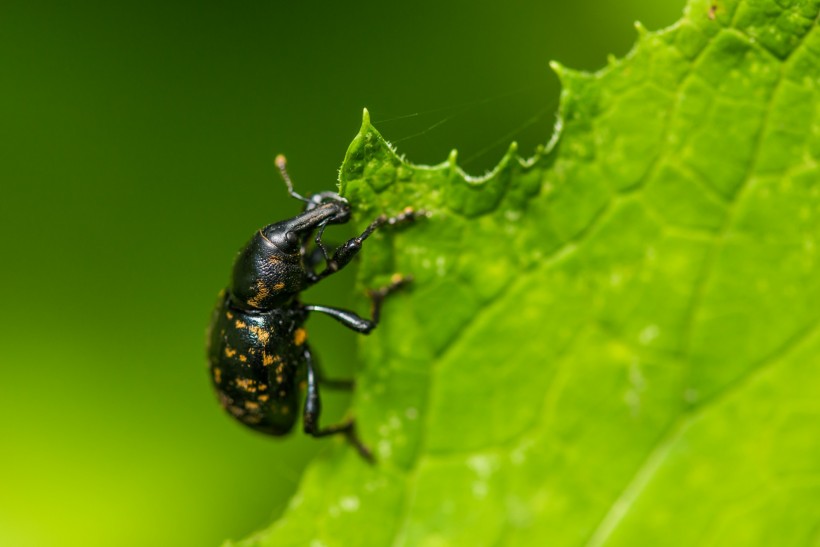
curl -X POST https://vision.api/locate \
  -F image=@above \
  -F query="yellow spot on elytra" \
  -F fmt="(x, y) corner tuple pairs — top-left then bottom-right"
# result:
(228, 405), (245, 417)
(259, 384), (268, 391)
(279, 390), (286, 397)
(247, 280), (270, 308)
(239, 354), (247, 362)
(249, 325), (270, 345)
(258, 394), (269, 402)
(224, 346), (237, 358)
(276, 375), (284, 384)
(244, 401), (260, 411)
(235, 320), (247, 329)
(263, 354), (275, 366)
(213, 368), (222, 384)
(236, 378), (257, 392)
(226, 311), (234, 320)
(273, 282), (285, 290)
(294, 328), (307, 346)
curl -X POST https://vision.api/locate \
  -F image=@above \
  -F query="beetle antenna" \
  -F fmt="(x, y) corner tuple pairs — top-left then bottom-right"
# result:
(275, 154), (310, 203)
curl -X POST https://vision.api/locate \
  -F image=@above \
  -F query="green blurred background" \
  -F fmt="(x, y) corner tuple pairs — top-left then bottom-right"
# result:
(0, 1), (682, 545)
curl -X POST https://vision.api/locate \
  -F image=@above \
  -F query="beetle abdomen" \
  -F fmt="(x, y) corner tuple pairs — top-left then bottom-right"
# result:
(207, 291), (307, 435)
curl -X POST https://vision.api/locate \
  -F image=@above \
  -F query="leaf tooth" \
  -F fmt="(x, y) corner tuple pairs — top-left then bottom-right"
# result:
(507, 141), (519, 157)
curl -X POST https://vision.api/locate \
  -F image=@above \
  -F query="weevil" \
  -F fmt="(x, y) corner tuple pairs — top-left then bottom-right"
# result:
(207, 155), (418, 461)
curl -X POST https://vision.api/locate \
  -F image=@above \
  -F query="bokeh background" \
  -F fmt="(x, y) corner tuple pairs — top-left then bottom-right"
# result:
(0, 1), (682, 545)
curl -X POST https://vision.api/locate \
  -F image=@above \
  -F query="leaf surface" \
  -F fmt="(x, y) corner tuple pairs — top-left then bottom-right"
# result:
(234, 1), (820, 544)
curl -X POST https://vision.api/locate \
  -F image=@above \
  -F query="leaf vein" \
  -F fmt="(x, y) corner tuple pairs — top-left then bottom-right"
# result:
(584, 317), (820, 547)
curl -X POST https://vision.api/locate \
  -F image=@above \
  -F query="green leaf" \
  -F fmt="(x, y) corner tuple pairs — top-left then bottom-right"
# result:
(233, 1), (820, 545)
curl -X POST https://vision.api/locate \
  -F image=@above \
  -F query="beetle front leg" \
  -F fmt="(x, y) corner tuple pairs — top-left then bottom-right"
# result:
(303, 353), (372, 461)
(313, 222), (332, 264)
(312, 208), (419, 281)
(303, 229), (330, 280)
(304, 274), (411, 334)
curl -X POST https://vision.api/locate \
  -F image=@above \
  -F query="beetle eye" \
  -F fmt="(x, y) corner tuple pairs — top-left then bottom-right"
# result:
(285, 231), (299, 246)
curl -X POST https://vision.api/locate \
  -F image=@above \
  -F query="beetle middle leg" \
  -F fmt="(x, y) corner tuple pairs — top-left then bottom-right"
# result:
(299, 220), (337, 279)
(304, 274), (411, 334)
(303, 350), (373, 461)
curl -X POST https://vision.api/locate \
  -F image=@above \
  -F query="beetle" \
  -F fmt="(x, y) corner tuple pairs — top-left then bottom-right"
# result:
(207, 154), (417, 461)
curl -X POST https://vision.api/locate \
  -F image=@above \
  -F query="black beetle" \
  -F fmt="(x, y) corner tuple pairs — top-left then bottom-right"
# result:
(207, 155), (417, 460)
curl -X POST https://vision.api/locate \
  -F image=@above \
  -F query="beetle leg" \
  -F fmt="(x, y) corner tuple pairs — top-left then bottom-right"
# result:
(304, 274), (412, 333)
(312, 208), (419, 281)
(304, 353), (373, 462)
(303, 304), (375, 333)
(304, 345), (353, 390)
(303, 246), (328, 277)
(313, 222), (332, 263)
(303, 223), (333, 281)
(366, 274), (413, 326)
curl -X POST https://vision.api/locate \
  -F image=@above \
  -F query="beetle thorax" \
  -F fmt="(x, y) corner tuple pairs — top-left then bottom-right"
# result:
(229, 232), (306, 311)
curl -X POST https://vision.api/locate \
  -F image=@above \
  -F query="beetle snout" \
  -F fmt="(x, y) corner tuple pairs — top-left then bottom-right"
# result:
(328, 205), (351, 225)
(306, 192), (350, 220)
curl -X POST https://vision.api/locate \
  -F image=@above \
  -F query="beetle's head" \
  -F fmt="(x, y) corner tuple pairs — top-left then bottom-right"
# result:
(262, 196), (350, 251)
